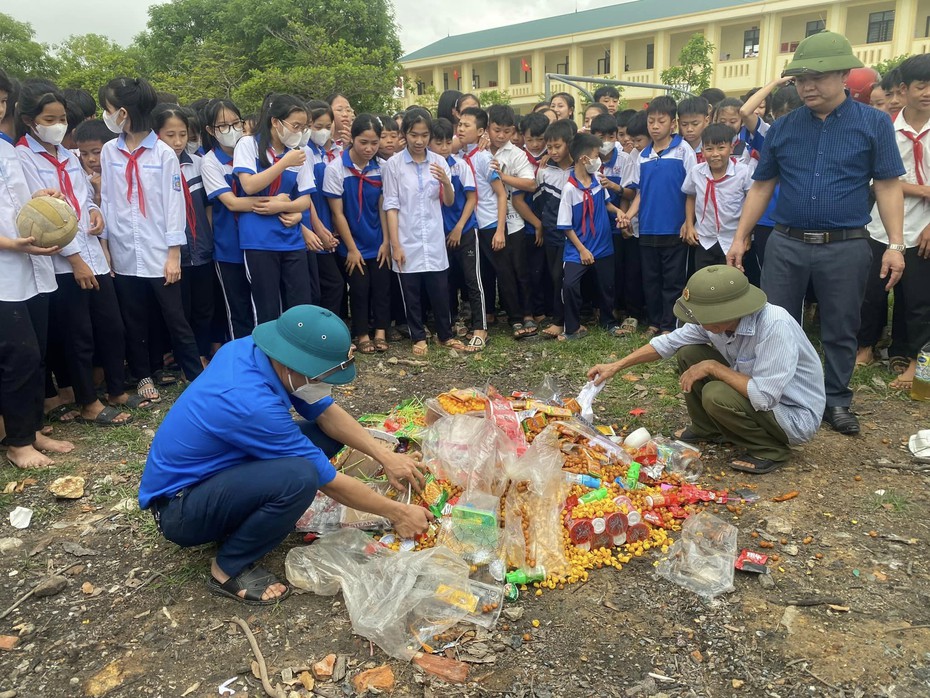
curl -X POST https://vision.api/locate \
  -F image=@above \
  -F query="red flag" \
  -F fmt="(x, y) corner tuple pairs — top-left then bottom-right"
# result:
(521, 58), (530, 73)
(453, 69), (459, 81)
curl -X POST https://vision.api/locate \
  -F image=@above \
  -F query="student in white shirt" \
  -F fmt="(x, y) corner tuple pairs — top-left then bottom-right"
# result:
(382, 109), (465, 356)
(99, 77), (203, 403)
(15, 79), (137, 426)
(681, 124), (754, 270)
(0, 68), (75, 467)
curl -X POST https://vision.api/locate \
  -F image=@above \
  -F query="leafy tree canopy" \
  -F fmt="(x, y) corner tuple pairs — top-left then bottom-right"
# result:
(660, 33), (715, 96)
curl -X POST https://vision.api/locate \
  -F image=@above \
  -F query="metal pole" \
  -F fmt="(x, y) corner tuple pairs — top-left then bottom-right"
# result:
(544, 73), (697, 99)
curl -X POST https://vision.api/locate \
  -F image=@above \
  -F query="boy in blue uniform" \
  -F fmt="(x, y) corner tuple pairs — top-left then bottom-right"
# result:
(621, 97), (697, 336)
(557, 133), (620, 340)
(518, 111), (551, 322)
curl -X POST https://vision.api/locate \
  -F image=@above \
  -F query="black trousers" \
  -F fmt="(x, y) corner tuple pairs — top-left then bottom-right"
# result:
(0, 297), (45, 446)
(180, 263), (215, 358)
(316, 253), (346, 317)
(858, 237), (907, 357)
(215, 262), (254, 340)
(745, 224), (773, 288)
(449, 229), (487, 331)
(398, 271), (453, 343)
(613, 234), (644, 320)
(563, 256), (616, 335)
(544, 244), (565, 326)
(639, 238), (688, 332)
(478, 228), (530, 324)
(337, 255), (392, 338)
(694, 242), (727, 271)
(113, 275), (203, 383)
(52, 274), (126, 406)
(243, 249), (312, 324)
(306, 251), (320, 305)
(525, 235), (549, 317)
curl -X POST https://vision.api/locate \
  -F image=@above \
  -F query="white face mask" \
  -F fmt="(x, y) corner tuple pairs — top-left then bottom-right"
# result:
(215, 127), (243, 149)
(598, 141), (614, 156)
(298, 129), (312, 148)
(585, 157), (602, 174)
(287, 373), (333, 404)
(35, 123), (67, 146)
(310, 129), (331, 147)
(185, 141), (200, 155)
(103, 109), (124, 135)
(277, 124), (304, 150)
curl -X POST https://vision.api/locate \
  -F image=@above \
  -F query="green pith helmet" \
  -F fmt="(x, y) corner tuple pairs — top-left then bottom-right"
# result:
(782, 31), (864, 76)
(674, 265), (767, 325)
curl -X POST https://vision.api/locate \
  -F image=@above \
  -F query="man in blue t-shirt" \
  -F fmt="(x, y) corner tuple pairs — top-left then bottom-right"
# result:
(139, 305), (431, 605)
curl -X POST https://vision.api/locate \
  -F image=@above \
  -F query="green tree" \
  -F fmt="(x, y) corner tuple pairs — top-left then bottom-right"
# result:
(0, 12), (57, 79)
(661, 33), (715, 95)
(412, 84), (439, 113)
(477, 89), (511, 106)
(872, 54), (909, 76)
(54, 34), (144, 98)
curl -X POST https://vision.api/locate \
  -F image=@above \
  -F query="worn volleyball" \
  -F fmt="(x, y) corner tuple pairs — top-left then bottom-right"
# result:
(16, 196), (78, 248)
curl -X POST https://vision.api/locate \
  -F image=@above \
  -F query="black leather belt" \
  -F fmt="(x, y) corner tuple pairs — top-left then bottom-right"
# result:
(774, 224), (869, 244)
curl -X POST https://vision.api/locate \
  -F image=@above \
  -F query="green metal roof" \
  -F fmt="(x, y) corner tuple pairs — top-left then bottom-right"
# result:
(401, 0), (762, 62)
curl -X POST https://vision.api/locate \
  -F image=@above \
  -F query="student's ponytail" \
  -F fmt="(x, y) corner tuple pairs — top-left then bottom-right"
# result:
(99, 77), (158, 133)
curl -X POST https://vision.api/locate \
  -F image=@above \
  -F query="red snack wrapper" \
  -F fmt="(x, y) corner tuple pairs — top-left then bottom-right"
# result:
(735, 549), (769, 574)
(486, 394), (528, 456)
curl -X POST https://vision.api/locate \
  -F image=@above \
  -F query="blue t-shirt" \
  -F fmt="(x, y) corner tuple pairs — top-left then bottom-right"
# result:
(139, 337), (337, 509)
(628, 135), (697, 236)
(441, 154), (478, 234)
(322, 150), (384, 259)
(557, 175), (614, 263)
(306, 143), (335, 243)
(201, 147), (243, 264)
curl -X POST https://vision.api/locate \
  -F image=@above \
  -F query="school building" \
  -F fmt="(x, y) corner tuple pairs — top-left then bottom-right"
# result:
(399, 0), (930, 110)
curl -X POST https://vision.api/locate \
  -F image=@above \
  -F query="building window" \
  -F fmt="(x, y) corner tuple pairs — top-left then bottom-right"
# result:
(646, 43), (654, 70)
(867, 10), (895, 43)
(805, 19), (825, 37)
(416, 80), (425, 96)
(743, 27), (760, 57)
(597, 50), (610, 74)
(443, 73), (448, 91)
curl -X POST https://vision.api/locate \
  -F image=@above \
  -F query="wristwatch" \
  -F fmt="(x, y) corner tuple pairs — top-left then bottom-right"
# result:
(888, 243), (906, 252)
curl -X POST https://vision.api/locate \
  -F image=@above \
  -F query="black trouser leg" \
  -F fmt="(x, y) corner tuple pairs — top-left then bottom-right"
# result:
(900, 247), (930, 357)
(694, 242), (727, 272)
(421, 270), (453, 342)
(53, 276), (97, 407)
(215, 262), (254, 340)
(147, 278), (203, 382)
(639, 244), (663, 329)
(857, 237), (889, 349)
(90, 274), (127, 398)
(279, 250), (313, 312)
(181, 263), (215, 358)
(338, 255), (374, 338)
(477, 229), (498, 316)
(525, 234), (548, 317)
(508, 230), (532, 319)
(0, 299), (44, 445)
(307, 251), (320, 305)
(454, 229), (487, 331)
(317, 253), (346, 317)
(368, 259), (392, 333)
(659, 243), (688, 332)
(244, 250), (283, 324)
(398, 272), (427, 342)
(478, 228), (524, 323)
(562, 262), (586, 336)
(447, 243), (465, 322)
(889, 283), (909, 359)
(545, 244), (565, 325)
(620, 235), (645, 321)
(114, 275), (153, 381)
(45, 285), (70, 399)
(592, 254), (616, 328)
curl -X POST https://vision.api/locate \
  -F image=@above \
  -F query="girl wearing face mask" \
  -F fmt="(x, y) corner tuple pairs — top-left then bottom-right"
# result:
(98, 76), (203, 404)
(232, 93), (316, 323)
(14, 79), (136, 426)
(201, 98), (261, 340)
(323, 114), (391, 354)
(302, 101), (343, 316)
(153, 104), (215, 365)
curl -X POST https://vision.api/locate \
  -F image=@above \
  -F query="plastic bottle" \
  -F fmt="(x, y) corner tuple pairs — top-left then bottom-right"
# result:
(912, 342), (930, 401)
(578, 486), (609, 505)
(652, 437), (703, 482)
(564, 473), (601, 489)
(625, 461), (642, 490)
(505, 567), (546, 585)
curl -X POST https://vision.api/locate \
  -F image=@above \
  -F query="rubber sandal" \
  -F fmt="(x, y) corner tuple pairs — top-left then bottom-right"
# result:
(454, 321), (468, 338)
(464, 335), (487, 353)
(208, 566), (290, 606)
(511, 323), (525, 339)
(137, 378), (162, 404)
(642, 326), (659, 339)
(520, 320), (539, 338)
(357, 340), (376, 354)
(674, 427), (724, 444)
(374, 338), (388, 352)
(557, 329), (589, 341)
(616, 318), (638, 336)
(46, 404), (79, 423)
(115, 394), (158, 410)
(388, 328), (404, 342)
(153, 369), (179, 387)
(889, 356), (909, 375)
(729, 455), (784, 475)
(412, 342), (428, 357)
(75, 405), (133, 427)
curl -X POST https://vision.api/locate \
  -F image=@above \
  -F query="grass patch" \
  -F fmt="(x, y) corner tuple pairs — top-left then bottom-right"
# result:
(871, 489), (911, 514)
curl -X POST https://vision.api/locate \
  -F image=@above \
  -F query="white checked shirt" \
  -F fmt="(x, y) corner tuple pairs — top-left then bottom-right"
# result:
(681, 159), (753, 253)
(381, 148), (451, 273)
(100, 131), (186, 278)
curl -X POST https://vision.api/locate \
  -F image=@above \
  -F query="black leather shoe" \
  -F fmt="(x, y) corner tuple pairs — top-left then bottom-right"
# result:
(822, 406), (860, 435)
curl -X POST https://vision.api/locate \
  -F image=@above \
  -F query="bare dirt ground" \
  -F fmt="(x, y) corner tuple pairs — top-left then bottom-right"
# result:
(0, 326), (928, 698)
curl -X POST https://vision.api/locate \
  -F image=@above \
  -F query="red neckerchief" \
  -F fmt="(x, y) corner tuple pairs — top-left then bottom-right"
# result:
(568, 175), (596, 240)
(19, 138), (81, 219)
(701, 163), (732, 232)
(118, 144), (148, 218)
(345, 157), (382, 222)
(695, 150), (706, 164)
(901, 129), (929, 185)
(266, 148), (284, 196)
(524, 148), (544, 175)
(462, 145), (481, 204)
(180, 171), (198, 242)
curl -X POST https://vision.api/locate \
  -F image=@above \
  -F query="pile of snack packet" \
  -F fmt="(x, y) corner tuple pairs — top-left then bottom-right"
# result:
(298, 379), (755, 600)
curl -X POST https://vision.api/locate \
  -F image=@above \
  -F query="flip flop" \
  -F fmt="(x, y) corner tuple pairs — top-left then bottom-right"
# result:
(889, 356), (910, 375)
(557, 328), (589, 341)
(114, 394), (158, 410)
(729, 455), (784, 474)
(357, 340), (376, 354)
(153, 369), (180, 387)
(518, 320), (539, 338)
(464, 335), (487, 353)
(137, 378), (162, 404)
(46, 404), (79, 423)
(208, 565), (290, 606)
(412, 342), (428, 357)
(374, 338), (389, 352)
(616, 318), (638, 336)
(75, 405), (133, 427)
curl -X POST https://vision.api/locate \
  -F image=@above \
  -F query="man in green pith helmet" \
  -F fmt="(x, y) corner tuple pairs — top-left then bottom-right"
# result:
(587, 265), (825, 475)
(727, 31), (906, 437)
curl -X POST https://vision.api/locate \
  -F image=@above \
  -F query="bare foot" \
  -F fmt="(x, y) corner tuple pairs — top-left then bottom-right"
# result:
(541, 324), (562, 338)
(7, 444), (54, 469)
(34, 432), (75, 454)
(890, 359), (916, 390)
(855, 346), (875, 366)
(210, 559), (286, 601)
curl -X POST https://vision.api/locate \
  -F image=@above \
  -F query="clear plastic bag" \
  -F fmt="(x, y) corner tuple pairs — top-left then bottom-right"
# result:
(422, 414), (511, 498)
(533, 374), (562, 405)
(574, 380), (604, 424)
(655, 511), (738, 600)
(286, 529), (488, 660)
(501, 426), (571, 578)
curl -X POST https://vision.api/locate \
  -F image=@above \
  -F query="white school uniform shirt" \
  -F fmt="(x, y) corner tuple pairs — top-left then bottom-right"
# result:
(16, 134), (109, 276)
(100, 131), (186, 278)
(0, 139), (56, 301)
(462, 145), (500, 231)
(681, 159), (753, 254)
(489, 141), (535, 234)
(381, 148), (451, 273)
(867, 108), (930, 248)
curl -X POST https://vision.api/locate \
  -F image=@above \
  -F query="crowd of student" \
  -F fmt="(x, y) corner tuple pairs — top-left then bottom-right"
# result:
(0, 47), (927, 468)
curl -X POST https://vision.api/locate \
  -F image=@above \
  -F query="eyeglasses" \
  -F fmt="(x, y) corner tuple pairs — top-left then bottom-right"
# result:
(675, 298), (700, 324)
(280, 119), (310, 133)
(213, 120), (244, 134)
(308, 357), (355, 382)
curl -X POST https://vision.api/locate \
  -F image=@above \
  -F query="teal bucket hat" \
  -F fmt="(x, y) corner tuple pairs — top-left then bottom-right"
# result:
(252, 305), (356, 384)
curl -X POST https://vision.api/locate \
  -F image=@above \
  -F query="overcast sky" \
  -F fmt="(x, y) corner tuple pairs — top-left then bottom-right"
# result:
(3, 0), (621, 55)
